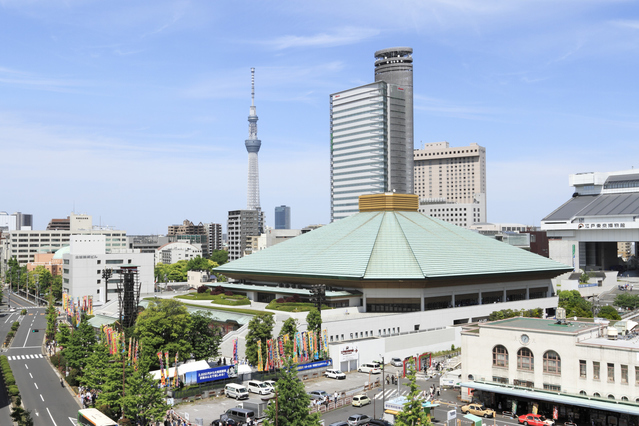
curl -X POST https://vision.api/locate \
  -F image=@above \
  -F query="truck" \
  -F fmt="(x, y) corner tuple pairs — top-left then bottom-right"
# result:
(439, 369), (462, 389)
(237, 400), (269, 419)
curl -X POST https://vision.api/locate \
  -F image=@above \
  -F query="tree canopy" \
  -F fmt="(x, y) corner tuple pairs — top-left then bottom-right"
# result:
(558, 290), (593, 318)
(598, 305), (621, 320)
(155, 257), (219, 283)
(614, 293), (639, 310)
(306, 309), (322, 333)
(245, 313), (275, 366)
(263, 357), (320, 426)
(210, 250), (229, 266)
(189, 311), (221, 361)
(394, 360), (432, 426)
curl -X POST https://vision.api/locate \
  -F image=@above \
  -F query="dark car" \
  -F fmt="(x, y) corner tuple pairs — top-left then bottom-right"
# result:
(329, 422), (349, 426)
(368, 420), (392, 426)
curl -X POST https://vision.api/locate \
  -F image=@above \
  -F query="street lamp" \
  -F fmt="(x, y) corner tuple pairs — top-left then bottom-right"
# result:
(380, 354), (385, 419)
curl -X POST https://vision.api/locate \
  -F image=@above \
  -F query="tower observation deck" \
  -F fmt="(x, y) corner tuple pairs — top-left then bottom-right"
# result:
(246, 67), (262, 211)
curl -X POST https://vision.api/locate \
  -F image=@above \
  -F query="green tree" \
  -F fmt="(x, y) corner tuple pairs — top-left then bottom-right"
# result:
(395, 361), (432, 426)
(579, 272), (591, 284)
(558, 290), (593, 318)
(45, 295), (57, 342)
(614, 293), (639, 310)
(210, 250), (229, 266)
(51, 275), (63, 301)
(598, 305), (622, 320)
(245, 313), (275, 366)
(56, 323), (72, 349)
(186, 256), (218, 274)
(305, 309), (321, 333)
(134, 299), (192, 367)
(122, 362), (169, 425)
(63, 317), (97, 370)
(96, 354), (135, 420)
(78, 341), (114, 392)
(263, 357), (320, 426)
(189, 311), (221, 361)
(280, 318), (298, 337)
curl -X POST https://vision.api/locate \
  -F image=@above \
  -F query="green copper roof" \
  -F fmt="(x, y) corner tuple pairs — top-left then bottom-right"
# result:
(215, 211), (571, 280)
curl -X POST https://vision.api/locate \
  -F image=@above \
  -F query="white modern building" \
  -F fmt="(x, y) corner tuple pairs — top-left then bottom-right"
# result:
(155, 241), (202, 265)
(414, 142), (487, 227)
(330, 81), (407, 222)
(227, 209), (264, 261)
(541, 169), (639, 271)
(205, 222), (223, 253)
(4, 213), (126, 266)
(62, 235), (154, 306)
(461, 317), (639, 423)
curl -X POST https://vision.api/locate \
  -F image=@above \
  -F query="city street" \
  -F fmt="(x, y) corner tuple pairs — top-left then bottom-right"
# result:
(2, 292), (81, 426)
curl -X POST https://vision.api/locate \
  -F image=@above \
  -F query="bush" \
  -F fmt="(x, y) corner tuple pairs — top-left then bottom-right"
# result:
(4, 374), (15, 387)
(67, 368), (81, 387)
(224, 291), (233, 296)
(197, 285), (209, 294)
(8, 385), (19, 397)
(50, 353), (66, 367)
(11, 321), (19, 331)
(6, 331), (15, 339)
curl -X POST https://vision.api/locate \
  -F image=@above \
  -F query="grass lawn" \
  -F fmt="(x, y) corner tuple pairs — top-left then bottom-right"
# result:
(142, 297), (272, 316)
(176, 293), (250, 306)
(265, 301), (331, 312)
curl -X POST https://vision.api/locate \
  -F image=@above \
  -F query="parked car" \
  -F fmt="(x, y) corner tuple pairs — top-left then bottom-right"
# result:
(368, 420), (392, 426)
(324, 369), (346, 379)
(371, 360), (384, 370)
(308, 390), (330, 400)
(518, 413), (555, 426)
(358, 363), (381, 374)
(247, 380), (272, 395)
(347, 414), (371, 426)
(390, 357), (403, 367)
(351, 394), (371, 407)
(328, 422), (348, 426)
(461, 403), (496, 418)
(263, 379), (277, 390)
(211, 419), (236, 426)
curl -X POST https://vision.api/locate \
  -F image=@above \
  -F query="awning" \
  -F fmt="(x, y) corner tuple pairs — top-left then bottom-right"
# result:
(462, 382), (639, 416)
(464, 413), (483, 425)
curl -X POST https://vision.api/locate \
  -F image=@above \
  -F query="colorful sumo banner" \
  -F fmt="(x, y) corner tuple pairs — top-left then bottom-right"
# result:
(184, 364), (238, 386)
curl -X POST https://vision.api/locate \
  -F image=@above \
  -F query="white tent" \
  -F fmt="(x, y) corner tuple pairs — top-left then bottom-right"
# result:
(150, 360), (210, 381)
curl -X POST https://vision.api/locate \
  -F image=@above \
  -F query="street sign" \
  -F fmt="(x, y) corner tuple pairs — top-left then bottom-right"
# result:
(447, 410), (456, 421)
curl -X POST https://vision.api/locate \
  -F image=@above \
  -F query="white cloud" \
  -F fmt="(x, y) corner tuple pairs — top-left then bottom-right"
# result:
(263, 27), (379, 50)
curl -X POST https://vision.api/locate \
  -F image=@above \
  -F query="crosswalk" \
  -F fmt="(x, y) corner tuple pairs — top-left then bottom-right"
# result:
(374, 389), (409, 399)
(7, 354), (44, 361)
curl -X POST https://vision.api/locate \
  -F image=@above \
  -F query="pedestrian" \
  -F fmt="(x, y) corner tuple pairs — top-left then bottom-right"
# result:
(436, 386), (440, 397)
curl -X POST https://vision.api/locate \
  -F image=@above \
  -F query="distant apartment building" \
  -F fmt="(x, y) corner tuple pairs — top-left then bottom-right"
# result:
(62, 235), (154, 306)
(167, 219), (209, 257)
(205, 223), (223, 253)
(227, 209), (264, 261)
(27, 252), (63, 276)
(274, 206), (291, 230)
(3, 213), (126, 266)
(155, 241), (202, 265)
(413, 142), (487, 227)
(168, 220), (205, 236)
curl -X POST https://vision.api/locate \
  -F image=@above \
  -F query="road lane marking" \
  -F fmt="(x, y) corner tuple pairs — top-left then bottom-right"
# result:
(25, 363), (28, 369)
(47, 408), (58, 426)
(29, 373), (32, 378)
(34, 383), (38, 389)
(40, 394), (44, 401)
(23, 329), (30, 347)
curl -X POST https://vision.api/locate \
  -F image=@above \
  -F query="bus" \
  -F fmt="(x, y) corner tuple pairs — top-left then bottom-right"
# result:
(77, 408), (118, 426)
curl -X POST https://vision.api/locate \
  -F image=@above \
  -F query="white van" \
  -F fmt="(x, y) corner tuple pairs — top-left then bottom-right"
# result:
(358, 363), (381, 374)
(224, 383), (249, 400)
(247, 380), (272, 395)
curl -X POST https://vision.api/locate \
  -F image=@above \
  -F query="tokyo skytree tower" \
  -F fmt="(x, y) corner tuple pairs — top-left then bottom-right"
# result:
(245, 67), (261, 211)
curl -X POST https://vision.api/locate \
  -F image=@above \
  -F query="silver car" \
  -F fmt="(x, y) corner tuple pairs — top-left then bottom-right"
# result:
(347, 414), (371, 426)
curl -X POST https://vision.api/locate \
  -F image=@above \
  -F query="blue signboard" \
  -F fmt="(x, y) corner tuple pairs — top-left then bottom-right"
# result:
(185, 364), (238, 385)
(298, 359), (332, 371)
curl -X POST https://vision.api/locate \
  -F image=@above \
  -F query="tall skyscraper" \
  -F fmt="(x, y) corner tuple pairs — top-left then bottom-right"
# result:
(274, 205), (291, 229)
(330, 47), (414, 222)
(374, 47), (414, 193)
(246, 67), (261, 211)
(413, 142), (487, 227)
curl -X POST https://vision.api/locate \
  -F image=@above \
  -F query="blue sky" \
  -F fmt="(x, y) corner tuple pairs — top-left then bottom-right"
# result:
(2, 0), (639, 234)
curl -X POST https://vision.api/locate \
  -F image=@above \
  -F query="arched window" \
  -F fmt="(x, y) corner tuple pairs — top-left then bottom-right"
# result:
(543, 350), (561, 374)
(517, 348), (534, 371)
(493, 345), (508, 367)
(622, 396), (629, 402)
(579, 391), (587, 396)
(608, 394), (615, 400)
(593, 392), (601, 398)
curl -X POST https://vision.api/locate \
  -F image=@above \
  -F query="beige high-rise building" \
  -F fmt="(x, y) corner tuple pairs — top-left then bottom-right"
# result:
(413, 142), (487, 227)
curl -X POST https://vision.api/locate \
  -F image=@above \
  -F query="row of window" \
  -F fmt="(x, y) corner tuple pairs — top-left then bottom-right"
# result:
(492, 346), (561, 374)
(580, 360), (635, 384)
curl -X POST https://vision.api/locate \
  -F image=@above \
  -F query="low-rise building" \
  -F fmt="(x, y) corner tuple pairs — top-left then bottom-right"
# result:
(461, 317), (639, 424)
(155, 241), (202, 265)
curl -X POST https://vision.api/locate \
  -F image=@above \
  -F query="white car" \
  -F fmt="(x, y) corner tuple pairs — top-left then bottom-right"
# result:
(247, 380), (272, 395)
(390, 357), (403, 367)
(263, 380), (276, 391)
(324, 369), (346, 379)
(358, 363), (381, 374)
